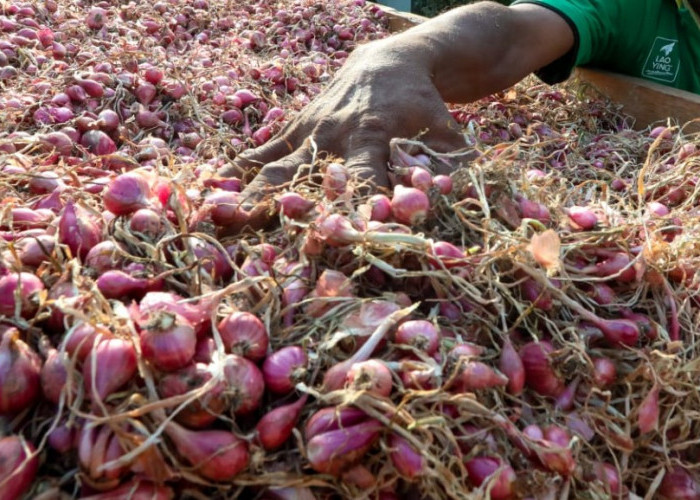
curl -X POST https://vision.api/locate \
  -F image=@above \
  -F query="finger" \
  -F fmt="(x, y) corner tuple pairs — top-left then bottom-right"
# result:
(422, 109), (473, 176)
(218, 146), (313, 235)
(343, 142), (391, 195)
(218, 134), (298, 179)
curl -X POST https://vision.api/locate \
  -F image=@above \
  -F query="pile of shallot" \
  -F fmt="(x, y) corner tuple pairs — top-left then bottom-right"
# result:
(1, 0), (700, 499)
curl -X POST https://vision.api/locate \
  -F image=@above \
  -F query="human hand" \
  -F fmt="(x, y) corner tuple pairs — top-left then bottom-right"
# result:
(217, 36), (467, 231)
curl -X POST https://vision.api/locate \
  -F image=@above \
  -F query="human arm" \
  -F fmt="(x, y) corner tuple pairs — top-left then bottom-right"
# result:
(219, 1), (574, 228)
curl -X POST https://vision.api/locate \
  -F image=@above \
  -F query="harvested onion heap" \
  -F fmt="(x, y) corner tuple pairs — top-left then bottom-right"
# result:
(1, 0), (700, 499)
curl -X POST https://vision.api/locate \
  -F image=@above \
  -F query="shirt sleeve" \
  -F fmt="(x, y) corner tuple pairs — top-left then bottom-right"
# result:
(510, 0), (624, 84)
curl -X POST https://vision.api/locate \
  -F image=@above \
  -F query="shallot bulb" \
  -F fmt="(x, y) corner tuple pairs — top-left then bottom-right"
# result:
(276, 192), (315, 219)
(139, 312), (196, 372)
(346, 359), (393, 397)
(256, 395), (308, 450)
(262, 346), (308, 394)
(391, 185), (429, 225)
(78, 424), (130, 488)
(306, 416), (382, 475)
(218, 311), (269, 361)
(0, 272), (45, 319)
(322, 162), (348, 200)
(158, 363), (226, 428)
(499, 339), (525, 396)
(519, 341), (565, 397)
(464, 456), (516, 500)
(58, 201), (102, 260)
(0, 329), (41, 415)
(104, 171), (153, 216)
(394, 320), (440, 355)
(164, 421), (249, 481)
(0, 435), (39, 499)
(388, 433), (425, 480)
(222, 354), (265, 415)
(83, 337), (137, 402)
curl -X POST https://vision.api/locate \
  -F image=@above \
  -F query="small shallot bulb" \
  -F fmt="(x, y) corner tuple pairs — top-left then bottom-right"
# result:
(262, 346), (308, 394)
(367, 194), (392, 222)
(346, 359), (393, 397)
(658, 466), (700, 500)
(158, 363), (225, 428)
(567, 206), (599, 230)
(163, 421), (249, 481)
(432, 175), (453, 195)
(0, 329), (41, 415)
(388, 433), (425, 480)
(519, 341), (565, 397)
(499, 339), (525, 395)
(256, 395), (308, 450)
(592, 357), (616, 388)
(428, 241), (465, 269)
(0, 272), (45, 318)
(222, 354), (265, 415)
(276, 192), (314, 219)
(104, 171), (153, 216)
(129, 208), (163, 239)
(394, 320), (440, 356)
(322, 162), (348, 200)
(83, 337), (137, 402)
(218, 311), (269, 362)
(464, 456), (516, 500)
(80, 130), (117, 156)
(638, 384), (660, 434)
(0, 435), (39, 499)
(86, 7), (108, 30)
(593, 461), (622, 496)
(139, 312), (196, 372)
(391, 185), (429, 225)
(58, 201), (103, 260)
(410, 167), (432, 192)
(306, 418), (383, 476)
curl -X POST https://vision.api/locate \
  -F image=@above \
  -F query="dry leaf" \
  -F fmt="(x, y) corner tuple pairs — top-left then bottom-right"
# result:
(527, 229), (561, 274)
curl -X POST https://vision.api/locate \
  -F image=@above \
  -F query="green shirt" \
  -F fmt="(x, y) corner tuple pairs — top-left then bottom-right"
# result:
(511, 0), (700, 93)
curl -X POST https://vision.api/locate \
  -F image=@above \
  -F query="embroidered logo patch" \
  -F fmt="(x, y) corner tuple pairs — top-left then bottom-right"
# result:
(642, 37), (680, 83)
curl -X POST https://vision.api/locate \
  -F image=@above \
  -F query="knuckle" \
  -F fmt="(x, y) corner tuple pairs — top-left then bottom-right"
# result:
(259, 162), (293, 186)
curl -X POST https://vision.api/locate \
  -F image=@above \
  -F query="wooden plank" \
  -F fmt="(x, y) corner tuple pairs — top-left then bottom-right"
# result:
(378, 4), (426, 33)
(575, 68), (700, 130)
(374, 2), (700, 129)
